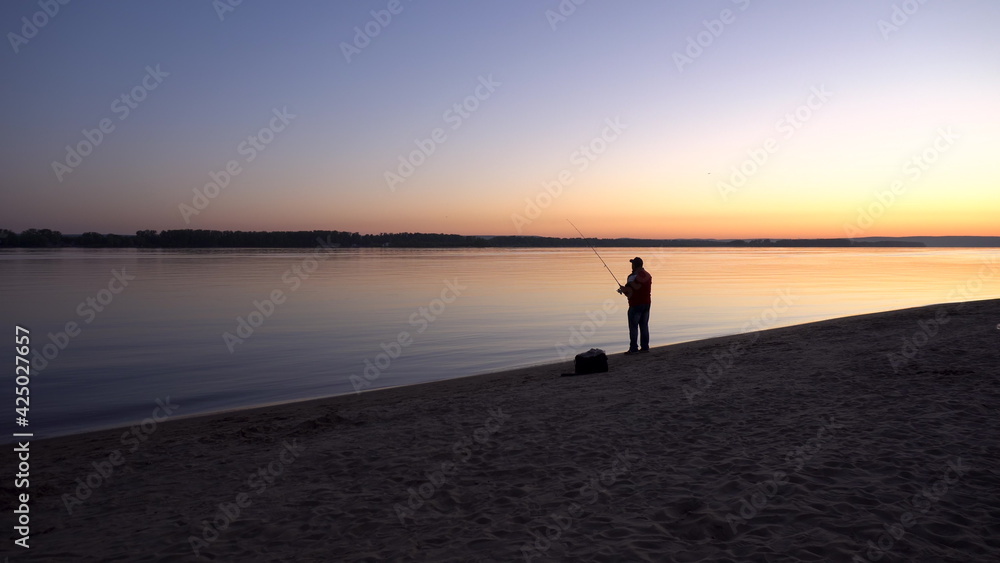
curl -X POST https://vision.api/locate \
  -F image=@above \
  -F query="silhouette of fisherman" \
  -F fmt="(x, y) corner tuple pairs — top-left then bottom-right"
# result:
(617, 257), (652, 354)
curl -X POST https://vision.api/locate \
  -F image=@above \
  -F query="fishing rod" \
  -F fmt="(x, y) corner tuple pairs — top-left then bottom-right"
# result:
(567, 219), (623, 288)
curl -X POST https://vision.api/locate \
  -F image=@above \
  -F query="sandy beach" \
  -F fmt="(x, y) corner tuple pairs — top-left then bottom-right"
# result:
(6, 298), (1000, 562)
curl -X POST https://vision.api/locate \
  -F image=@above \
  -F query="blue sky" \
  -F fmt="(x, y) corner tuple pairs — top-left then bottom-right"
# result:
(2, 0), (998, 238)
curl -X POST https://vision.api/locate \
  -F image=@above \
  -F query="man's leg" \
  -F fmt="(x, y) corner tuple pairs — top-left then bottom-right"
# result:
(639, 304), (650, 351)
(627, 306), (639, 352)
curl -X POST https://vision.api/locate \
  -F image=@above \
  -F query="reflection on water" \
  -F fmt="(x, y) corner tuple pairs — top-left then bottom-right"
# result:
(2, 247), (997, 438)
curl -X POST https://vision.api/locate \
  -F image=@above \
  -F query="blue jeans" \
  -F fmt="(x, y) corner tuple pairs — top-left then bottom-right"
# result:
(627, 304), (650, 351)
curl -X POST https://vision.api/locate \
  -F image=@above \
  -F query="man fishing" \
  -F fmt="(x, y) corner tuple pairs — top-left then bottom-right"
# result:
(565, 221), (653, 355)
(617, 257), (652, 354)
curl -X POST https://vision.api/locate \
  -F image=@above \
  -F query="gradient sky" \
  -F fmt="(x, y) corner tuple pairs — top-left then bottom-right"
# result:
(2, 0), (998, 239)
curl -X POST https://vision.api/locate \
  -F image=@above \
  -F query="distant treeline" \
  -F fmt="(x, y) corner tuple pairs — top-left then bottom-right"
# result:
(0, 228), (925, 248)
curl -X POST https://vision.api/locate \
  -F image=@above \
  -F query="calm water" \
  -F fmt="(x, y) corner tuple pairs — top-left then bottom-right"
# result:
(2, 247), (998, 438)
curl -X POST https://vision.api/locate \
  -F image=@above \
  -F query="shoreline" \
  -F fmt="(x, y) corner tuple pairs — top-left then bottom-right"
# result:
(26, 297), (991, 444)
(9, 298), (1000, 561)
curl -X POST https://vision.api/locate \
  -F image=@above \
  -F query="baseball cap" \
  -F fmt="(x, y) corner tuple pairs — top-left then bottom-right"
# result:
(629, 257), (643, 266)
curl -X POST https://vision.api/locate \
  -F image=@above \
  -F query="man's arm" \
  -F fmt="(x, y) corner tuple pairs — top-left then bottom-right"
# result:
(620, 272), (650, 295)
(617, 274), (640, 296)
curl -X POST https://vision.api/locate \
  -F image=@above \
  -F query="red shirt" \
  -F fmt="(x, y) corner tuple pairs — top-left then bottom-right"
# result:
(626, 269), (651, 306)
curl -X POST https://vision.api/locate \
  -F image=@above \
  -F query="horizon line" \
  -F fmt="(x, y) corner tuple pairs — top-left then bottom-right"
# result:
(5, 227), (1000, 241)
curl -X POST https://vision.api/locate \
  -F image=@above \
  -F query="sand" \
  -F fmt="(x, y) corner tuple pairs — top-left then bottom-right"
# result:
(5, 299), (1000, 562)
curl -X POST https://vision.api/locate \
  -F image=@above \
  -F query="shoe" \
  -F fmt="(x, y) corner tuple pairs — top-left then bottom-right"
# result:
(624, 349), (640, 355)
(638, 349), (650, 353)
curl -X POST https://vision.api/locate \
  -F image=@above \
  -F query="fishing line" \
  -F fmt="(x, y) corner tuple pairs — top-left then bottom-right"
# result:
(567, 219), (623, 287)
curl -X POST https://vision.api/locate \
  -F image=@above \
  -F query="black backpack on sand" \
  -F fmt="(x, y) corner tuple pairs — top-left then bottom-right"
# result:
(571, 348), (608, 375)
